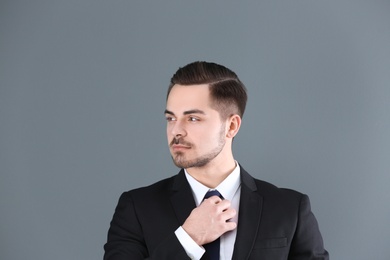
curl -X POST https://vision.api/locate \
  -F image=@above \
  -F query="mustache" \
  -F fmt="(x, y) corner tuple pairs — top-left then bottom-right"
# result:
(170, 137), (192, 147)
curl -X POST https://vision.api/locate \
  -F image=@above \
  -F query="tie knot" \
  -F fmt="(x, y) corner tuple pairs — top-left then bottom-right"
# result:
(203, 189), (223, 200)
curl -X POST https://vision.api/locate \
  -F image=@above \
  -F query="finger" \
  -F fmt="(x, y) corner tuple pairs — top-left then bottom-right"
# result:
(221, 208), (236, 221)
(204, 195), (223, 204)
(215, 199), (232, 210)
(224, 221), (237, 231)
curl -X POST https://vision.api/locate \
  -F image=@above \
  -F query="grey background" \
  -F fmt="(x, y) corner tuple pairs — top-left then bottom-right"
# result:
(1, 1), (389, 259)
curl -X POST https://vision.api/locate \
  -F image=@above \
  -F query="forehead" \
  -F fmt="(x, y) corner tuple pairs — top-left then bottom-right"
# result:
(166, 84), (213, 112)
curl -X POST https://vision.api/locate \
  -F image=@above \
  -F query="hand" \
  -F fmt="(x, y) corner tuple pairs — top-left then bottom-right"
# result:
(182, 195), (237, 246)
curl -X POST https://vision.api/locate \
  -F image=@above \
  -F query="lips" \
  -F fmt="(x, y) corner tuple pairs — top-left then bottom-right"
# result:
(170, 137), (191, 149)
(171, 144), (191, 150)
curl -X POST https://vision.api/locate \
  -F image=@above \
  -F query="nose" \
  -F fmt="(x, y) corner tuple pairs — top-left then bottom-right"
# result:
(169, 120), (187, 138)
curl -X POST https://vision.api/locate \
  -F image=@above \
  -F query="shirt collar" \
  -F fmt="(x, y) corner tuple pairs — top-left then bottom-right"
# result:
(184, 162), (241, 206)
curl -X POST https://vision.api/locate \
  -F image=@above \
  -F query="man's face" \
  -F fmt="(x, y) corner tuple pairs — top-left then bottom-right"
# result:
(165, 84), (227, 169)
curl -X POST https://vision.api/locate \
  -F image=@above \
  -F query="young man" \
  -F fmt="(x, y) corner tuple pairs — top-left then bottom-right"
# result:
(104, 61), (329, 260)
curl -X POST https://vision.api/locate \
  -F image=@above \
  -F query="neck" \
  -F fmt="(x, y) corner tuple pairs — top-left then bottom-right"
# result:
(185, 156), (236, 188)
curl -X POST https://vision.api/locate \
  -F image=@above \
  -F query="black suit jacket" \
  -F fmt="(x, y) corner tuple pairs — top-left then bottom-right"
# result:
(104, 167), (329, 259)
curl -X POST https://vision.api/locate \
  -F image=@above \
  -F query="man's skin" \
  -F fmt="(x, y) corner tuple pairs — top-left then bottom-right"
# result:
(165, 83), (240, 247)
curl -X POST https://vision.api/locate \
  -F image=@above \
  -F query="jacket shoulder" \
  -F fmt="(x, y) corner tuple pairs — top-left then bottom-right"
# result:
(122, 174), (176, 198)
(120, 170), (188, 202)
(241, 166), (304, 199)
(256, 178), (303, 196)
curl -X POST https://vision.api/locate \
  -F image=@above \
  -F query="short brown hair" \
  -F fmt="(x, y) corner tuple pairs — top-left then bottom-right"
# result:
(167, 61), (247, 119)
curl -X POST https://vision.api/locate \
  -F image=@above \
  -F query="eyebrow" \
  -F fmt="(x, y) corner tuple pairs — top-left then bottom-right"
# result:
(164, 109), (206, 116)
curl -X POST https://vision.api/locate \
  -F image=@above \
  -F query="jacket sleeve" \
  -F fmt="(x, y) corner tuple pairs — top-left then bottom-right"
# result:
(288, 194), (329, 260)
(103, 192), (190, 260)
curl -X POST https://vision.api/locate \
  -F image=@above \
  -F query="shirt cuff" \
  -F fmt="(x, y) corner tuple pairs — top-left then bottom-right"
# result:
(175, 226), (205, 260)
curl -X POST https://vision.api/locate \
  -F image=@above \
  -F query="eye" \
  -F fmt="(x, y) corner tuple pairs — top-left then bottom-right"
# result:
(165, 116), (176, 122)
(189, 117), (199, 122)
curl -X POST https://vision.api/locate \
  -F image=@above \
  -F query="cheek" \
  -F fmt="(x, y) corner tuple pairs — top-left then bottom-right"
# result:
(166, 126), (172, 142)
(166, 123), (175, 135)
(200, 128), (222, 144)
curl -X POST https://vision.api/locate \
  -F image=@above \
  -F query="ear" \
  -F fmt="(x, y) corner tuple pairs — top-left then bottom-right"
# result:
(226, 114), (242, 139)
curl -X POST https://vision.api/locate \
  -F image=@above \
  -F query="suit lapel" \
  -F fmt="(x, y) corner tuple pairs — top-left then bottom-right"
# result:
(168, 168), (262, 260)
(170, 170), (211, 260)
(232, 168), (263, 260)
(169, 169), (197, 225)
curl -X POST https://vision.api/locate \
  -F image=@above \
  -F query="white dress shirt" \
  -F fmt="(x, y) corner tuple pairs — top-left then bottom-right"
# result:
(174, 163), (241, 260)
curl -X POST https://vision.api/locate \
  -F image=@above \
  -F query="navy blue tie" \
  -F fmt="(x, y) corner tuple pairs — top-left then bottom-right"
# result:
(203, 190), (223, 260)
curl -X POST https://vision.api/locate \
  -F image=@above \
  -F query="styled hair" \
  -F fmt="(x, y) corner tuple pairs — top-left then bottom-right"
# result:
(167, 61), (247, 119)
